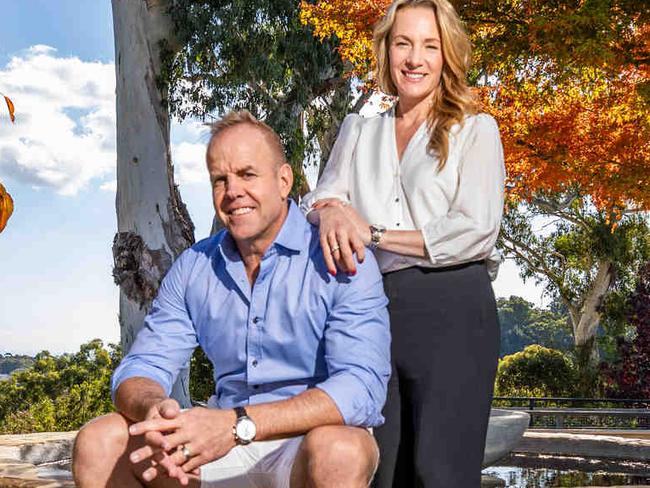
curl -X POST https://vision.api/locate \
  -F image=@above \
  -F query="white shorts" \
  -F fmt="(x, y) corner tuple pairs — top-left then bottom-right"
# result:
(200, 436), (303, 488)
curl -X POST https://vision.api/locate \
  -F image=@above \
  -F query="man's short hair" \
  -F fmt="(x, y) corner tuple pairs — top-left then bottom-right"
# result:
(207, 110), (287, 168)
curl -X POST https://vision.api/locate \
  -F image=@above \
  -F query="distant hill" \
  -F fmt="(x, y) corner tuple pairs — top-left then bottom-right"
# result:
(0, 354), (34, 374)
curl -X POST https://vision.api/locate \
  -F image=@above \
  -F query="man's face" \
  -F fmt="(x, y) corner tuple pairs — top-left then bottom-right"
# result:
(206, 124), (293, 250)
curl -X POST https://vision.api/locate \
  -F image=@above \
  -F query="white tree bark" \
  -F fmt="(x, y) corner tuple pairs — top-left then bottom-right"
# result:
(573, 260), (615, 351)
(111, 0), (194, 407)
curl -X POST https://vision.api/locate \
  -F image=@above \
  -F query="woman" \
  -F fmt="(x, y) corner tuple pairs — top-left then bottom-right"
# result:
(301, 0), (505, 486)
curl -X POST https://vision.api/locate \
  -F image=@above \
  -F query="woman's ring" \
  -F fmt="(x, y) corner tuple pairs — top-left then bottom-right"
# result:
(330, 245), (340, 253)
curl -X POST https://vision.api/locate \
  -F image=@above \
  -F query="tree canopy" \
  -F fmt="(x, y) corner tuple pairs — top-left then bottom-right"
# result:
(164, 0), (358, 194)
(498, 296), (573, 357)
(0, 340), (121, 434)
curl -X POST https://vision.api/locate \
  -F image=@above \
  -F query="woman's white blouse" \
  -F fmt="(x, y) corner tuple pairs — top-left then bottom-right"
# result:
(301, 107), (506, 279)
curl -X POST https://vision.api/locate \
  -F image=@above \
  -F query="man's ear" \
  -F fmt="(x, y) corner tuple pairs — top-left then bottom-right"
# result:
(278, 163), (293, 199)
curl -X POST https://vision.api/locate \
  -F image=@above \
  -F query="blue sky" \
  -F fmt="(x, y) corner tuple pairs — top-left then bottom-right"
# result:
(0, 1), (545, 355)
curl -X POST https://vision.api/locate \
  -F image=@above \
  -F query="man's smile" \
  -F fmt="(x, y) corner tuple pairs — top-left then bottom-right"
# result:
(228, 206), (255, 216)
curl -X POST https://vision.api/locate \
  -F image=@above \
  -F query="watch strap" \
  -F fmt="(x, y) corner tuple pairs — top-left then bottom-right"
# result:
(234, 406), (248, 420)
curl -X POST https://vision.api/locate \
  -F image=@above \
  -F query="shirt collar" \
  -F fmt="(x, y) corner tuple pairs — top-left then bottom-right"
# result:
(272, 199), (309, 253)
(218, 199), (308, 262)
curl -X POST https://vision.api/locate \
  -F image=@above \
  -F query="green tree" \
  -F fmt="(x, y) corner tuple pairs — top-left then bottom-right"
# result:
(495, 345), (578, 398)
(165, 0), (361, 194)
(500, 207), (650, 394)
(498, 296), (573, 357)
(0, 340), (121, 434)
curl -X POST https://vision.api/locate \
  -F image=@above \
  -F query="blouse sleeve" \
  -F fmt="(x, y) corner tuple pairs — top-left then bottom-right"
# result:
(300, 114), (363, 213)
(422, 114), (506, 266)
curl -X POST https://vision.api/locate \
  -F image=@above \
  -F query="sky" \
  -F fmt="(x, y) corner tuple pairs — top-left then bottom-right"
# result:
(0, 1), (546, 356)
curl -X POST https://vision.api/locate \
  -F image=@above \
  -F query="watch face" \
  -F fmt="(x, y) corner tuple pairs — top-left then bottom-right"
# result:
(236, 417), (256, 442)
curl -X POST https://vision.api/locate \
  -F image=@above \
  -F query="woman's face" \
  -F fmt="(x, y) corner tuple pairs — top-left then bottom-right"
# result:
(388, 6), (444, 108)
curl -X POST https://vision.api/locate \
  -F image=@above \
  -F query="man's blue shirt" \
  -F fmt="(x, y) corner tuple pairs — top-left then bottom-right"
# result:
(112, 201), (391, 427)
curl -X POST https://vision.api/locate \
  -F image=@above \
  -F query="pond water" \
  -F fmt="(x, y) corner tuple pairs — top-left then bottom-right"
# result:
(31, 456), (650, 486)
(483, 466), (650, 487)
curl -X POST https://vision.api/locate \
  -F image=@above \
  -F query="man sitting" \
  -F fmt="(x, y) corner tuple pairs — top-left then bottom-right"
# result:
(72, 110), (390, 488)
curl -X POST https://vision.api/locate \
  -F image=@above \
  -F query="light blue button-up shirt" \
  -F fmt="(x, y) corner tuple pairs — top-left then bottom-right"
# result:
(112, 201), (391, 427)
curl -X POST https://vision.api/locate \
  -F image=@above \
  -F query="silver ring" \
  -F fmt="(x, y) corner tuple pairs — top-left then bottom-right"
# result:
(330, 245), (340, 253)
(180, 445), (192, 460)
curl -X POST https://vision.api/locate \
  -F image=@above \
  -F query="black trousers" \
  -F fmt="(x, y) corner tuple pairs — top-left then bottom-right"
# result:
(372, 263), (500, 488)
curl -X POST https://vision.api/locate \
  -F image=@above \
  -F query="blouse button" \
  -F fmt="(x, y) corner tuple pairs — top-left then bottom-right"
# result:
(394, 198), (399, 203)
(396, 223), (401, 227)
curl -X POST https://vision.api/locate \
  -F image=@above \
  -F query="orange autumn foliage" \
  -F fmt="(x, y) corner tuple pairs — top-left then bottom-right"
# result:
(3, 96), (15, 123)
(0, 93), (15, 233)
(0, 183), (14, 234)
(299, 0), (388, 76)
(300, 0), (650, 214)
(479, 70), (650, 213)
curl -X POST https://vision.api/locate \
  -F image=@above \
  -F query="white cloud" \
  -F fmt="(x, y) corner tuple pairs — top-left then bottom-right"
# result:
(492, 258), (547, 307)
(0, 45), (116, 195)
(170, 118), (210, 185)
(100, 180), (117, 192)
(172, 141), (208, 185)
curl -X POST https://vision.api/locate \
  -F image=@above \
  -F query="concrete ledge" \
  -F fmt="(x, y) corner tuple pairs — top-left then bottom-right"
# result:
(532, 428), (650, 440)
(514, 430), (650, 462)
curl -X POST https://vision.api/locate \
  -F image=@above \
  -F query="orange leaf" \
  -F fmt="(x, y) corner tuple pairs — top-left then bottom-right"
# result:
(0, 182), (14, 233)
(4, 96), (15, 123)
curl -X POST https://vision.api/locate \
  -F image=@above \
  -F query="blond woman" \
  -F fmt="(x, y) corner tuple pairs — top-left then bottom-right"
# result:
(302, 0), (505, 485)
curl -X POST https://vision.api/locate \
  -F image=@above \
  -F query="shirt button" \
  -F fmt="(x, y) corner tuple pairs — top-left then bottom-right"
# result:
(396, 223), (401, 227)
(395, 197), (399, 202)
(252, 359), (258, 367)
(253, 385), (259, 390)
(253, 317), (261, 324)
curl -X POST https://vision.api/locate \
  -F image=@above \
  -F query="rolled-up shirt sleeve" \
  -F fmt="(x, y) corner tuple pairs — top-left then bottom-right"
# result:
(422, 114), (505, 267)
(300, 114), (362, 213)
(111, 250), (198, 402)
(315, 253), (391, 427)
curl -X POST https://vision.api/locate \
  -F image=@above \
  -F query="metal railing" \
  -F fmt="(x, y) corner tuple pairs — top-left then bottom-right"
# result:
(493, 397), (650, 429)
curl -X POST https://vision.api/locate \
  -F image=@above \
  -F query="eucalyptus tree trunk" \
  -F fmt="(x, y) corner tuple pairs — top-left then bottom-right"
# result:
(567, 259), (615, 394)
(111, 0), (194, 407)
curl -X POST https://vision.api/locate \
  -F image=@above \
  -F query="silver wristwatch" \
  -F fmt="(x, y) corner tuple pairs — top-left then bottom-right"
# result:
(369, 224), (386, 250)
(233, 406), (256, 445)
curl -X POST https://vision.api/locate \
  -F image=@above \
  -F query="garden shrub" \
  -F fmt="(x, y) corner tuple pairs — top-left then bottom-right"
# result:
(495, 344), (577, 397)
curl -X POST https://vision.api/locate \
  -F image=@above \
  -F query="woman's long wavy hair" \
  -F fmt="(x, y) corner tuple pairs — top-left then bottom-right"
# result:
(373, 0), (478, 170)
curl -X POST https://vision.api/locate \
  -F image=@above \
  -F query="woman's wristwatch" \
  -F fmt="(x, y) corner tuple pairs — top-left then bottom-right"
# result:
(369, 224), (386, 250)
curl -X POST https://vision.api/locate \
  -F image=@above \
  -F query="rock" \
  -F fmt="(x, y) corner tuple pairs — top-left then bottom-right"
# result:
(0, 433), (75, 466)
(0, 477), (74, 487)
(0, 433), (75, 488)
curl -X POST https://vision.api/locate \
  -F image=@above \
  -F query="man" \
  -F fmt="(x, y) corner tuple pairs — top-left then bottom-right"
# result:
(72, 110), (390, 488)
